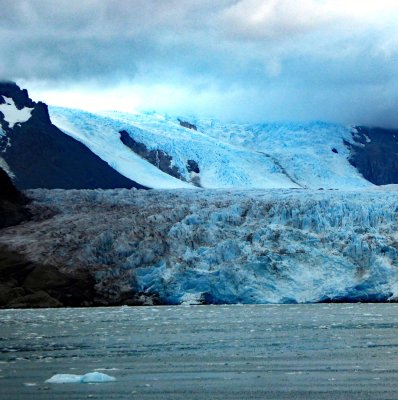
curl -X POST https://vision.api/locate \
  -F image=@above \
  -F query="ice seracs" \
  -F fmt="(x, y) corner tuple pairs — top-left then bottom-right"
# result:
(1, 188), (397, 305)
(0, 96), (33, 129)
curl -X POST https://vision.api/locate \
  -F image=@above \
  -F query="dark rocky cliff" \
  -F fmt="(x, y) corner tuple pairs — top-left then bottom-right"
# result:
(346, 126), (398, 185)
(119, 129), (201, 186)
(0, 82), (146, 190)
(119, 130), (184, 180)
(0, 167), (29, 229)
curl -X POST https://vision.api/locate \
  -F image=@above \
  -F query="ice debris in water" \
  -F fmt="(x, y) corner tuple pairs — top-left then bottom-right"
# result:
(45, 372), (116, 384)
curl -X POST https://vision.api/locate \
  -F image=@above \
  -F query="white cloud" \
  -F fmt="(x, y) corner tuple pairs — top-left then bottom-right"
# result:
(219, 0), (398, 41)
(2, 0), (398, 126)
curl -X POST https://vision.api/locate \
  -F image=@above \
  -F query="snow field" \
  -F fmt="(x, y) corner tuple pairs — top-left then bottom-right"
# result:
(49, 107), (371, 190)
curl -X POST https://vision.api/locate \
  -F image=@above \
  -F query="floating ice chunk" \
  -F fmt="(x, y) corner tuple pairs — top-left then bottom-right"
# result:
(94, 368), (119, 371)
(81, 372), (116, 383)
(45, 372), (116, 384)
(45, 374), (82, 383)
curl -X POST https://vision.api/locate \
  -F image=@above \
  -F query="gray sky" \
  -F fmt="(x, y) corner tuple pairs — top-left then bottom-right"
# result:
(1, 0), (398, 126)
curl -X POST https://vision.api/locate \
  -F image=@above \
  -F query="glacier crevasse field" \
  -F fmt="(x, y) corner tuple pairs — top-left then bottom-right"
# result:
(1, 188), (397, 304)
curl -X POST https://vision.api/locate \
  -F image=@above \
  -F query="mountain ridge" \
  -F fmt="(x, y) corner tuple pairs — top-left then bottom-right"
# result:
(0, 82), (146, 190)
(1, 82), (398, 190)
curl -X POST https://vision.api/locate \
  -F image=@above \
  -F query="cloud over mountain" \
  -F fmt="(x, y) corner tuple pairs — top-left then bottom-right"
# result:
(1, 0), (398, 126)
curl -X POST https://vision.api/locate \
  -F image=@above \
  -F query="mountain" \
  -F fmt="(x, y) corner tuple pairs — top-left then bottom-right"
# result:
(1, 82), (398, 190)
(0, 82), (145, 189)
(1, 83), (398, 306)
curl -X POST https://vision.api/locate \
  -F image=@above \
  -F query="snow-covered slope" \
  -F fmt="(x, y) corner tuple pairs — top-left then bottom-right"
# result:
(49, 108), (191, 190)
(49, 107), (372, 190)
(2, 187), (397, 304)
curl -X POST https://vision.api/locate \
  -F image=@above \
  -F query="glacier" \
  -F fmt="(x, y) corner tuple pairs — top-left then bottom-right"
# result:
(1, 187), (397, 305)
(49, 107), (372, 190)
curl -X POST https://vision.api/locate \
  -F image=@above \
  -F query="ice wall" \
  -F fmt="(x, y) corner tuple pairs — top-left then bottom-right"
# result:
(1, 188), (397, 304)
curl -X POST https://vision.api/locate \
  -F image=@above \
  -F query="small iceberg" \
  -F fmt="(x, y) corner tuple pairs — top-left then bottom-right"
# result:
(45, 371), (116, 384)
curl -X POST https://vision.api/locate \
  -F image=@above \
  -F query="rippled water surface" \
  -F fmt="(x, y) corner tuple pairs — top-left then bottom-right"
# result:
(1, 304), (398, 399)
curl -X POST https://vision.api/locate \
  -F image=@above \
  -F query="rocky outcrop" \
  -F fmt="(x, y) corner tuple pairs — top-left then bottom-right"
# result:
(0, 167), (29, 229)
(187, 159), (200, 174)
(0, 246), (96, 308)
(178, 118), (197, 131)
(0, 244), (160, 308)
(119, 130), (184, 180)
(0, 81), (145, 190)
(346, 126), (398, 185)
(120, 130), (202, 186)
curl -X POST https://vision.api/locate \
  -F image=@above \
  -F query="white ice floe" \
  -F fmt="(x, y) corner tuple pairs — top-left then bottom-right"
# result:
(0, 96), (33, 129)
(45, 372), (116, 384)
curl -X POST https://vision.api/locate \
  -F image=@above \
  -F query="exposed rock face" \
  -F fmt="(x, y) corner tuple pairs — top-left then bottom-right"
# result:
(187, 159), (200, 174)
(178, 118), (197, 131)
(0, 81), (145, 190)
(119, 130), (184, 180)
(0, 246), (96, 308)
(0, 243), (158, 308)
(346, 126), (398, 185)
(0, 167), (29, 229)
(120, 130), (202, 186)
(0, 81), (35, 109)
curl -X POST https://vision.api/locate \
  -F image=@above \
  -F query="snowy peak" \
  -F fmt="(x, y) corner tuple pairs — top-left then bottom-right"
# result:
(0, 81), (35, 109)
(0, 81), (52, 133)
(0, 81), (35, 131)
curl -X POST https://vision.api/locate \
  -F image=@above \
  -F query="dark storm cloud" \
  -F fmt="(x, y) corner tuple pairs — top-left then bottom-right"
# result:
(0, 0), (228, 81)
(1, 0), (398, 126)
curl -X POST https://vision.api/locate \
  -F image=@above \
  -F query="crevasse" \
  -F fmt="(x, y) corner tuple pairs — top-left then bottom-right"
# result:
(1, 188), (397, 304)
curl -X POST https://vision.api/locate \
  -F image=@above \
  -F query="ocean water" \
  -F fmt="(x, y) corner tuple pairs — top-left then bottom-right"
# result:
(1, 304), (398, 399)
